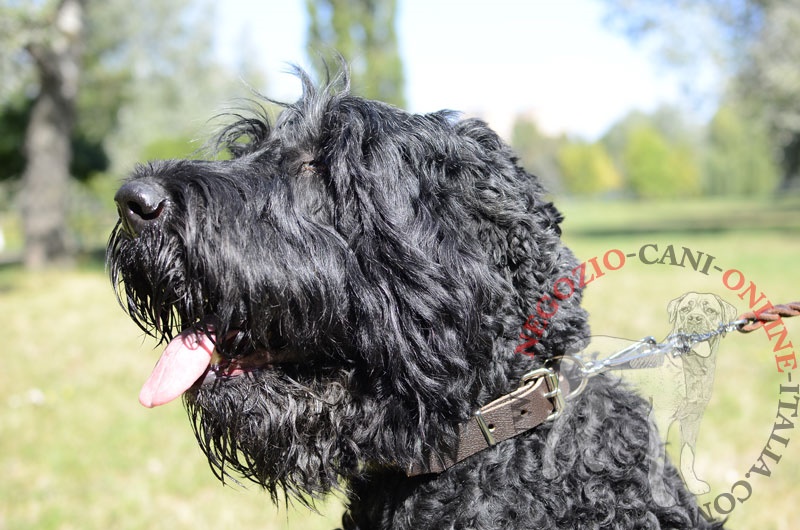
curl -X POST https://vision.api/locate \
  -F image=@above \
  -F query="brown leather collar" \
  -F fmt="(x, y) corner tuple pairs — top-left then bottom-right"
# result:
(407, 367), (568, 477)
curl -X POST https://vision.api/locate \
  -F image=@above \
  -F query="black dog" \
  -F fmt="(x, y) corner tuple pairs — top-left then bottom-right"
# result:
(108, 70), (722, 529)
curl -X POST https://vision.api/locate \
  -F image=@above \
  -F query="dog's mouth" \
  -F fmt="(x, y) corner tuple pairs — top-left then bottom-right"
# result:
(138, 325), (289, 408)
(678, 321), (713, 335)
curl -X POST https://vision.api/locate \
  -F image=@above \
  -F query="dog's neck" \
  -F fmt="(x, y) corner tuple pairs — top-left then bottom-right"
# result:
(405, 366), (568, 476)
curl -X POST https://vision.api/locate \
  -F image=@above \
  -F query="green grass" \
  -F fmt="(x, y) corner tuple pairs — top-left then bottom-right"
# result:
(0, 270), (343, 529)
(561, 198), (800, 530)
(1, 197), (798, 529)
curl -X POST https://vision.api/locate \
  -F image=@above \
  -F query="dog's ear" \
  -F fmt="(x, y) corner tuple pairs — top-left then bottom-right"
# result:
(714, 295), (739, 322)
(667, 293), (687, 323)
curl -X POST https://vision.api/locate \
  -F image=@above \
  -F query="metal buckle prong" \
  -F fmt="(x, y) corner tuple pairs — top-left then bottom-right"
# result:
(542, 369), (565, 420)
(520, 367), (565, 421)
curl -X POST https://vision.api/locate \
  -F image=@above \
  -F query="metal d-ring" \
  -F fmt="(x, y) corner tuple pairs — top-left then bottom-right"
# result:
(546, 355), (588, 400)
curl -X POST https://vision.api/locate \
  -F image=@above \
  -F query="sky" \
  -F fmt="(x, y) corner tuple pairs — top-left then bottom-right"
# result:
(213, 0), (692, 141)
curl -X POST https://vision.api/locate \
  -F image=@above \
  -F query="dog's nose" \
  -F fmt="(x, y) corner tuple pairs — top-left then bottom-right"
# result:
(114, 180), (168, 237)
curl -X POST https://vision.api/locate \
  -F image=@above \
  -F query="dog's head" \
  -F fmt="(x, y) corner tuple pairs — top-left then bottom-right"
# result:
(667, 292), (738, 356)
(107, 71), (587, 500)
(667, 292), (738, 333)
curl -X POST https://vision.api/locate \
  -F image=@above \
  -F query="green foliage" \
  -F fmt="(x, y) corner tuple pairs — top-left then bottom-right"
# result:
(70, 131), (110, 182)
(705, 105), (779, 195)
(0, 0), (225, 185)
(622, 124), (670, 197)
(1, 0), (255, 179)
(669, 143), (702, 195)
(510, 115), (564, 193)
(602, 110), (650, 168)
(0, 96), (30, 181)
(0, 1), (52, 102)
(0, 97), (109, 183)
(0, 0), (260, 265)
(141, 137), (203, 162)
(517, 101), (778, 199)
(306, 0), (405, 107)
(601, 0), (798, 189)
(622, 124), (701, 199)
(84, 0), (253, 173)
(600, 108), (704, 199)
(738, 3), (800, 187)
(557, 141), (622, 195)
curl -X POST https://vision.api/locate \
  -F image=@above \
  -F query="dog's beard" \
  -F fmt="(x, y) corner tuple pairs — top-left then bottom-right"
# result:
(109, 226), (364, 498)
(107, 223), (197, 342)
(185, 367), (371, 502)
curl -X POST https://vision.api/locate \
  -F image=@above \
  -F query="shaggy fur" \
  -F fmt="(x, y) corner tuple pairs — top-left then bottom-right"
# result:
(108, 70), (722, 529)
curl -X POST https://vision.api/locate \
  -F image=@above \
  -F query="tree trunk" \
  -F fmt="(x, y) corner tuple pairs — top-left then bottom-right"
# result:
(21, 0), (85, 268)
(780, 134), (800, 191)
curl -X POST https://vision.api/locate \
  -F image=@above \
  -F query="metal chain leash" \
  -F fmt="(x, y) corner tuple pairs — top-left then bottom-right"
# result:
(553, 301), (800, 398)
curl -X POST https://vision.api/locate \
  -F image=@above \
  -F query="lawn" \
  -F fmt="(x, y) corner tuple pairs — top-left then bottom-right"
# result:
(562, 196), (800, 529)
(1, 196), (798, 529)
(0, 270), (345, 530)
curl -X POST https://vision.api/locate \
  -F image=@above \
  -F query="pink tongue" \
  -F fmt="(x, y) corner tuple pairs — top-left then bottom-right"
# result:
(139, 329), (215, 408)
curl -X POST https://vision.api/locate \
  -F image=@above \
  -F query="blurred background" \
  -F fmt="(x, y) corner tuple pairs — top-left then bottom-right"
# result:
(1, 0), (798, 528)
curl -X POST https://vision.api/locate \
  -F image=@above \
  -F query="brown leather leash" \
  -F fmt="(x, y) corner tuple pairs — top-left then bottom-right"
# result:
(736, 301), (800, 333)
(406, 301), (800, 477)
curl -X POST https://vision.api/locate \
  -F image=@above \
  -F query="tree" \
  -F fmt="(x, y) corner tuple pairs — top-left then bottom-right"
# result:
(1, 0), (255, 267)
(738, 3), (800, 190)
(14, 0), (86, 268)
(601, 110), (650, 174)
(94, 0), (247, 172)
(510, 115), (564, 194)
(622, 123), (701, 199)
(306, 0), (406, 107)
(0, 94), (109, 185)
(602, 0), (800, 190)
(705, 105), (779, 195)
(557, 141), (623, 195)
(601, 107), (706, 198)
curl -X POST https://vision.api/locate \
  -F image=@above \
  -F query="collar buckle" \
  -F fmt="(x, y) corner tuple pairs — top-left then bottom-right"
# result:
(520, 367), (565, 421)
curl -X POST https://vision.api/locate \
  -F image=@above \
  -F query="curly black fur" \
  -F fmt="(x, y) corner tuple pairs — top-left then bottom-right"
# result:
(107, 69), (723, 529)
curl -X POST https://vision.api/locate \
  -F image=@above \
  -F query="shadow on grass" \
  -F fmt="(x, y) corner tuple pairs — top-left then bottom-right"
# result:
(562, 196), (800, 237)
(571, 218), (800, 237)
(0, 247), (108, 294)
